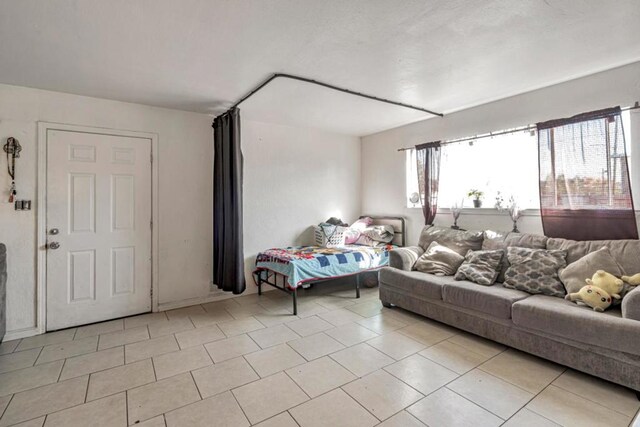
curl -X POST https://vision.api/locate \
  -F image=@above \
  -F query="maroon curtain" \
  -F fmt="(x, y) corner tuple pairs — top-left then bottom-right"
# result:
(537, 107), (637, 240)
(416, 142), (441, 225)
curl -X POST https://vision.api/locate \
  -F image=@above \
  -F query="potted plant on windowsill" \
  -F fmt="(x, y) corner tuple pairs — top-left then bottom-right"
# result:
(468, 189), (484, 208)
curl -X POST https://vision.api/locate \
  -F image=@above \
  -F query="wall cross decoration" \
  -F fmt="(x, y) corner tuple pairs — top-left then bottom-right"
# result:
(3, 137), (22, 202)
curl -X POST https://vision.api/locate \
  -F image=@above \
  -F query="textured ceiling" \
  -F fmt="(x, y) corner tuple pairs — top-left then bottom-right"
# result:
(1, 0), (639, 135)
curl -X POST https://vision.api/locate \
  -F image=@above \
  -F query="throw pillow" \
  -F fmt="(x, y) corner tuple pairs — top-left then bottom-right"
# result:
(414, 241), (465, 276)
(417, 226), (484, 256)
(482, 230), (548, 283)
(559, 247), (624, 295)
(454, 249), (504, 286)
(503, 247), (567, 297)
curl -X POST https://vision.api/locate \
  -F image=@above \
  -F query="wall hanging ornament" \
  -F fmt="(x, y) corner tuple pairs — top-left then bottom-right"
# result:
(3, 137), (21, 203)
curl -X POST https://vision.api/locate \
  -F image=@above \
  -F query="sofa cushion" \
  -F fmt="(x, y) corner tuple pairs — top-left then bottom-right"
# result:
(454, 249), (504, 286)
(512, 294), (640, 356)
(414, 242), (465, 276)
(546, 237), (640, 276)
(559, 247), (624, 294)
(417, 225), (483, 255)
(379, 267), (456, 300)
(503, 247), (567, 297)
(441, 282), (530, 319)
(482, 230), (548, 282)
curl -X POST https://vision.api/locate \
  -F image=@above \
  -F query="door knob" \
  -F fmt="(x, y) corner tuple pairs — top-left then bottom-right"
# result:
(50, 228), (59, 235)
(48, 242), (60, 250)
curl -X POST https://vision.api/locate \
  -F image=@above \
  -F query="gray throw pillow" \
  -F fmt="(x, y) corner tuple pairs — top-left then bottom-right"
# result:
(503, 247), (567, 297)
(559, 247), (623, 294)
(455, 249), (504, 286)
(482, 230), (548, 283)
(414, 241), (465, 276)
(558, 247), (631, 305)
(418, 226), (483, 255)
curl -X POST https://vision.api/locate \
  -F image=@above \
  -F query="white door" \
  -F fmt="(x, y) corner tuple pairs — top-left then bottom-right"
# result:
(46, 129), (152, 330)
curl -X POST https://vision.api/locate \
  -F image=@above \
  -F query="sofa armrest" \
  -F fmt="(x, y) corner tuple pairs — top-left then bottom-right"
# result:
(622, 286), (640, 321)
(389, 246), (424, 271)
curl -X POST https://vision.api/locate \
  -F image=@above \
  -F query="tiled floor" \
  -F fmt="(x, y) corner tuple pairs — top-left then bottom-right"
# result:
(1, 283), (639, 426)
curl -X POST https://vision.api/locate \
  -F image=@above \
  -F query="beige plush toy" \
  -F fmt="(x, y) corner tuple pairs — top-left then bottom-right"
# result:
(565, 285), (613, 312)
(586, 270), (624, 300)
(621, 273), (640, 287)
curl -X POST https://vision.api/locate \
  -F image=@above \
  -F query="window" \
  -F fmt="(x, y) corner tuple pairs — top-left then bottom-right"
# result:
(539, 109), (633, 210)
(406, 129), (539, 209)
(406, 147), (420, 208)
(406, 112), (634, 211)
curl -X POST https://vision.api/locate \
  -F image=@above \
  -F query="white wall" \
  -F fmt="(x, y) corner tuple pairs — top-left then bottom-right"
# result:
(0, 84), (363, 338)
(242, 120), (361, 293)
(362, 62), (640, 245)
(0, 84), (214, 338)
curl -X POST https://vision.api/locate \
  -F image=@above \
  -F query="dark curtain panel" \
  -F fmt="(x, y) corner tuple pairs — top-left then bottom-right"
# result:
(537, 106), (638, 240)
(213, 108), (246, 294)
(416, 141), (442, 225)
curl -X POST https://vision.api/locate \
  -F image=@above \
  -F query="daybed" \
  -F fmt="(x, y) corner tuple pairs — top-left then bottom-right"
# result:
(254, 216), (405, 314)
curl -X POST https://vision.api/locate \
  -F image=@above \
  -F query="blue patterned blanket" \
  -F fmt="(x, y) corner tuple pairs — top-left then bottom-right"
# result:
(254, 245), (394, 289)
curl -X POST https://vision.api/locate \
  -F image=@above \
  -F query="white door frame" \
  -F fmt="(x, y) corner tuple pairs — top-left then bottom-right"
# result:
(37, 122), (160, 334)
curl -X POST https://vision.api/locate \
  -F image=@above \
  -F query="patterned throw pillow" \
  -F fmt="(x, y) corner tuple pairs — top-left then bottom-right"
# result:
(482, 230), (548, 282)
(414, 241), (465, 276)
(454, 249), (504, 286)
(503, 247), (568, 297)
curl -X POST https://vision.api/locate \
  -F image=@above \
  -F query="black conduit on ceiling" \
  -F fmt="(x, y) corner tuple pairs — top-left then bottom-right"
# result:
(230, 73), (443, 117)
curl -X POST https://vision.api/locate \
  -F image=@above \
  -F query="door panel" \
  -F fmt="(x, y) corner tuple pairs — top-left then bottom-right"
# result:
(68, 250), (95, 302)
(111, 174), (135, 231)
(68, 173), (95, 233)
(111, 246), (135, 295)
(46, 130), (152, 330)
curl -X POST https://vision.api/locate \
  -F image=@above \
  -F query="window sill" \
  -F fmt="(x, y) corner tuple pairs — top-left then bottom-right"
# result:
(406, 206), (541, 217)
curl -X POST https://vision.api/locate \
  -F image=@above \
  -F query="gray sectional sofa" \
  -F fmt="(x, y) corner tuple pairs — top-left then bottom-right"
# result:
(379, 226), (640, 393)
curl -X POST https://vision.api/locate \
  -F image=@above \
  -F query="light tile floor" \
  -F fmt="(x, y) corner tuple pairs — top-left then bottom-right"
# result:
(1, 283), (639, 426)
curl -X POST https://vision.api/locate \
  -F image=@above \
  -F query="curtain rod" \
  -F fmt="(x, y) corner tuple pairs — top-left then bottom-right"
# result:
(230, 73), (443, 117)
(396, 102), (640, 152)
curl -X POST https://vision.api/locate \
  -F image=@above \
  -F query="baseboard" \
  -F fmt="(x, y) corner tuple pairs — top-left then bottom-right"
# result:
(3, 326), (41, 342)
(5, 291), (275, 340)
(157, 288), (275, 312)
(3, 288), (276, 340)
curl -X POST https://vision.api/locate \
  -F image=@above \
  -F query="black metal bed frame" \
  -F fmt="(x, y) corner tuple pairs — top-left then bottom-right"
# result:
(254, 216), (406, 315)
(254, 266), (364, 316)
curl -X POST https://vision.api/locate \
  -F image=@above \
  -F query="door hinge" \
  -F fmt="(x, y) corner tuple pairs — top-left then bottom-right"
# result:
(150, 152), (153, 163)
(150, 220), (153, 230)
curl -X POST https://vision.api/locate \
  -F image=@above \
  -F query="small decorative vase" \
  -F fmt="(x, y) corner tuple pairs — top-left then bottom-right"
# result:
(451, 204), (462, 229)
(473, 199), (482, 208)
